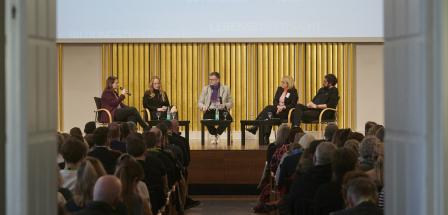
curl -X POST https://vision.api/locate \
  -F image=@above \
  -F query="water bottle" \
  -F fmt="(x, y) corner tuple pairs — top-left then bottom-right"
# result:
(166, 107), (171, 120)
(215, 108), (219, 120)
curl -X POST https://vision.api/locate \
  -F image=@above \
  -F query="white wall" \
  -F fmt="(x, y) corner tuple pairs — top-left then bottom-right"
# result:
(62, 44), (102, 131)
(57, 0), (383, 42)
(355, 44), (384, 131)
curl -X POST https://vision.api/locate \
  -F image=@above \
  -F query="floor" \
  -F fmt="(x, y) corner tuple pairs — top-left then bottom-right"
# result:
(185, 195), (262, 215)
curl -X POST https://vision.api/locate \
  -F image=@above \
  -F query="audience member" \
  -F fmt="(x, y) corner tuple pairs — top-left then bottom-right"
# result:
(88, 127), (122, 174)
(60, 137), (88, 191)
(324, 123), (339, 142)
(359, 137), (380, 171)
(108, 123), (126, 153)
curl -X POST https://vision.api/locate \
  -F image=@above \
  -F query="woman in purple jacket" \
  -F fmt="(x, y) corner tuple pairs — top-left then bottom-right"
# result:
(100, 76), (148, 129)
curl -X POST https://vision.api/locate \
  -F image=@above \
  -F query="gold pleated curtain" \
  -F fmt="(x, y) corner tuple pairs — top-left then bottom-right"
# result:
(101, 43), (355, 131)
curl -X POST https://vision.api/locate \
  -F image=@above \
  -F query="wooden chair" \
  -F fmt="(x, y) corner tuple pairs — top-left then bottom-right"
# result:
(287, 107), (338, 134)
(93, 97), (112, 126)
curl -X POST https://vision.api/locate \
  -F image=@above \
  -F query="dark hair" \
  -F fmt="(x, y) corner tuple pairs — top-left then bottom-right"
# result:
(346, 177), (378, 205)
(92, 127), (109, 146)
(142, 131), (158, 148)
(365, 121), (377, 136)
(325, 74), (338, 86)
(324, 123), (339, 141)
(70, 127), (84, 141)
(209, 72), (220, 79)
(84, 134), (95, 148)
(120, 123), (130, 142)
(108, 123), (121, 139)
(105, 76), (118, 90)
(126, 133), (146, 157)
(375, 127), (385, 142)
(332, 148), (358, 183)
(288, 126), (303, 144)
(84, 121), (97, 134)
(347, 132), (365, 142)
(61, 137), (87, 164)
(332, 128), (352, 148)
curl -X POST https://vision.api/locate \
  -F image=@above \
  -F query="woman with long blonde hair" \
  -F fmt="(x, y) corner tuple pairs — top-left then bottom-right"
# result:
(246, 76), (298, 145)
(143, 76), (175, 120)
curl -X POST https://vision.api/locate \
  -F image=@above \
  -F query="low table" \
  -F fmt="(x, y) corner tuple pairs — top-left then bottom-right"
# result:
(200, 119), (232, 145)
(147, 120), (190, 144)
(240, 118), (284, 145)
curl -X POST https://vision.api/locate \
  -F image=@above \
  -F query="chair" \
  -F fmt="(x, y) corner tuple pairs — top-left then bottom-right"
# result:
(287, 107), (338, 134)
(93, 97), (112, 126)
(141, 108), (152, 122)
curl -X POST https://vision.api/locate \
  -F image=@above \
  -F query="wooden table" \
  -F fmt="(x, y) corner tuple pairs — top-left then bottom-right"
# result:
(200, 120), (232, 145)
(240, 118), (284, 145)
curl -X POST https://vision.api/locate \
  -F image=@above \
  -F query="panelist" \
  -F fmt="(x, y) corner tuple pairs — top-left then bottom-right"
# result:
(291, 74), (339, 127)
(198, 72), (233, 143)
(100, 76), (148, 130)
(246, 76), (298, 144)
(143, 76), (177, 120)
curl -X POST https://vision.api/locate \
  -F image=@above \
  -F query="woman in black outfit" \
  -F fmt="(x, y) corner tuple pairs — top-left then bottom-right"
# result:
(246, 76), (298, 144)
(143, 76), (176, 120)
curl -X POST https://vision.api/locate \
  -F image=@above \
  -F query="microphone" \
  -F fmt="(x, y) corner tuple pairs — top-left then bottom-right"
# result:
(120, 87), (132, 96)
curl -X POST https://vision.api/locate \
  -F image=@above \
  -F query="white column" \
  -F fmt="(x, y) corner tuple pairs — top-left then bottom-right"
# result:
(384, 0), (448, 214)
(5, 0), (57, 214)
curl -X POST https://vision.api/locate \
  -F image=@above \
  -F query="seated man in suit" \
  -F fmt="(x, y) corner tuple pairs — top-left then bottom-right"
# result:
(292, 74), (339, 127)
(198, 72), (233, 143)
(88, 127), (122, 175)
(332, 177), (383, 215)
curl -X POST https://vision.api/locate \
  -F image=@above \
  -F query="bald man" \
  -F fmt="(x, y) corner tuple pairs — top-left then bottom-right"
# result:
(75, 175), (124, 215)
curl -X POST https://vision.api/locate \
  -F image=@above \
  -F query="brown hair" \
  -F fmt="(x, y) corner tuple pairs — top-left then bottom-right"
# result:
(61, 137), (87, 164)
(145, 76), (167, 102)
(70, 127), (84, 142)
(115, 154), (145, 215)
(105, 76), (118, 90)
(73, 157), (107, 207)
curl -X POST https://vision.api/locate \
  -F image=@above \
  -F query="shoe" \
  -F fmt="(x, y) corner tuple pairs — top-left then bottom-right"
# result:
(246, 126), (257, 135)
(184, 198), (201, 210)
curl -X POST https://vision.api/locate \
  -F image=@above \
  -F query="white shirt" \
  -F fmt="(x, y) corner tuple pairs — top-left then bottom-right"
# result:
(60, 169), (77, 192)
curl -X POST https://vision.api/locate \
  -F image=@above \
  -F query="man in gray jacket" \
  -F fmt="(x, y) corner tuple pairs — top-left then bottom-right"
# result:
(198, 72), (233, 142)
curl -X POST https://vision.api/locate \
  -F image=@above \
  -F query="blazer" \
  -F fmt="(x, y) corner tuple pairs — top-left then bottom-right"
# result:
(273, 87), (299, 111)
(99, 89), (126, 123)
(198, 84), (233, 110)
(143, 90), (171, 119)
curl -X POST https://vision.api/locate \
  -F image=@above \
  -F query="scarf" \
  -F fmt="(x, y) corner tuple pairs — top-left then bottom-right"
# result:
(210, 83), (220, 103)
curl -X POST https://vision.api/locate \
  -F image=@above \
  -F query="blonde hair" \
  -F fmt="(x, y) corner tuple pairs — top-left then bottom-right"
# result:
(281, 76), (295, 89)
(145, 76), (167, 101)
(73, 157), (107, 207)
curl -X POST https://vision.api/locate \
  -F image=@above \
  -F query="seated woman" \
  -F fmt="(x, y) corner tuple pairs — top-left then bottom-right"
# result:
(291, 74), (339, 127)
(143, 76), (177, 120)
(100, 76), (148, 130)
(246, 76), (298, 144)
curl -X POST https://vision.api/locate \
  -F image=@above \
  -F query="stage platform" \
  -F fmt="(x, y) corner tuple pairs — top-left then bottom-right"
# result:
(187, 139), (267, 195)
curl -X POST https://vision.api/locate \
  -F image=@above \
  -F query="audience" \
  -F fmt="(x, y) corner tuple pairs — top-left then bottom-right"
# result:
(332, 177), (383, 215)
(84, 121), (97, 136)
(70, 127), (84, 142)
(60, 137), (88, 191)
(66, 157), (107, 212)
(343, 139), (360, 157)
(298, 133), (316, 150)
(324, 123), (339, 142)
(115, 154), (152, 215)
(75, 175), (125, 215)
(108, 123), (126, 153)
(359, 137), (380, 171)
(332, 128), (352, 148)
(364, 121), (378, 136)
(88, 127), (122, 174)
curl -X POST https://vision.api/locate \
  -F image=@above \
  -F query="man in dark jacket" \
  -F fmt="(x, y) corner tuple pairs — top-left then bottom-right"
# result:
(88, 127), (121, 174)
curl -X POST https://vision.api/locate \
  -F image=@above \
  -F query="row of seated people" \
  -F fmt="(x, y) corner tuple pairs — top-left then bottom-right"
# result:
(57, 120), (199, 215)
(98, 72), (338, 144)
(253, 121), (385, 215)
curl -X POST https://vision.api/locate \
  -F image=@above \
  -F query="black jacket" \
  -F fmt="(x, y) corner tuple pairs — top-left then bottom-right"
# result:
(88, 147), (122, 175)
(142, 90), (170, 119)
(273, 87), (299, 111)
(331, 201), (383, 215)
(75, 201), (125, 215)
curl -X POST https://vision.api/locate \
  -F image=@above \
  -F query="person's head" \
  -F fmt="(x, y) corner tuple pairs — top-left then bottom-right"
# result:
(171, 119), (180, 134)
(364, 121), (378, 136)
(345, 177), (378, 208)
(375, 126), (385, 142)
(84, 121), (97, 135)
(287, 126), (302, 144)
(126, 133), (146, 158)
(108, 123), (121, 141)
(359, 136), (380, 161)
(105, 76), (119, 90)
(343, 139), (360, 157)
(156, 123), (168, 146)
(347, 132), (365, 143)
(115, 154), (144, 214)
(281, 76), (295, 89)
(93, 175), (122, 206)
(145, 127), (163, 148)
(150, 76), (162, 91)
(120, 122), (130, 141)
(290, 132), (306, 151)
(70, 127), (84, 142)
(314, 141), (337, 166)
(127, 121), (137, 133)
(84, 134), (95, 148)
(275, 124), (291, 145)
(367, 124), (383, 137)
(299, 133), (316, 150)
(73, 157), (107, 207)
(332, 128), (352, 148)
(324, 123), (339, 141)
(323, 74), (338, 88)
(61, 137), (88, 165)
(209, 72), (220, 86)
(332, 148), (358, 182)
(93, 127), (109, 146)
